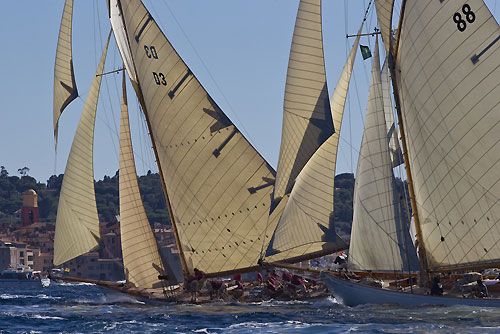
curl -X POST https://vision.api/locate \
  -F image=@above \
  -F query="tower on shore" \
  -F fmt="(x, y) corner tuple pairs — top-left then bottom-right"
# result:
(21, 189), (39, 226)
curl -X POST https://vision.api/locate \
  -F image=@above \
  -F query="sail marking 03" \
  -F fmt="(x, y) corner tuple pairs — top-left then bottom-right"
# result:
(54, 35), (111, 266)
(53, 0), (78, 149)
(397, 0), (500, 270)
(119, 72), (167, 289)
(117, 0), (280, 276)
(274, 0), (334, 201)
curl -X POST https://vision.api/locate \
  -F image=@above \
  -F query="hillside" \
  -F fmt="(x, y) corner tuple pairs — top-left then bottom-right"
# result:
(0, 166), (408, 236)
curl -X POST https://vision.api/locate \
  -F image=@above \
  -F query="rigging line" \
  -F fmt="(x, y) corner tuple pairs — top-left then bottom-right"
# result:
(94, 3), (120, 163)
(153, 0), (258, 146)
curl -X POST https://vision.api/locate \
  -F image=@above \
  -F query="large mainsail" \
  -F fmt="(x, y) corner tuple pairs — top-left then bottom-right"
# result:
(349, 38), (418, 271)
(265, 25), (364, 262)
(115, 0), (280, 277)
(53, 0), (78, 149)
(273, 0), (334, 202)
(397, 0), (500, 271)
(53, 35), (111, 266)
(118, 72), (168, 289)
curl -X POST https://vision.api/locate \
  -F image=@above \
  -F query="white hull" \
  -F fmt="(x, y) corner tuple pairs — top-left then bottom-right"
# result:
(322, 272), (500, 307)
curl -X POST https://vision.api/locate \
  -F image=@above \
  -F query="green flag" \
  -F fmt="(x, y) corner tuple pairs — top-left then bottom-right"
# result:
(360, 45), (372, 60)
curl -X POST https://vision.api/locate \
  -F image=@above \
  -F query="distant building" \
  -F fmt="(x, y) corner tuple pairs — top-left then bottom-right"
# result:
(0, 241), (36, 271)
(99, 217), (122, 259)
(60, 252), (124, 281)
(33, 251), (53, 273)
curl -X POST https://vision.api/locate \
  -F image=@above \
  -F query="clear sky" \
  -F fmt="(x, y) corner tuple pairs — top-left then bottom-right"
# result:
(3, 0), (474, 184)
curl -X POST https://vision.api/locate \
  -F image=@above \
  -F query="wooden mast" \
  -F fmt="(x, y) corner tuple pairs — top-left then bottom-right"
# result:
(114, 0), (190, 280)
(388, 0), (430, 282)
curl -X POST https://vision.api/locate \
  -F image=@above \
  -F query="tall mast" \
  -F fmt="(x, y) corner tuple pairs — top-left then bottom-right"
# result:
(111, 0), (189, 279)
(138, 93), (190, 279)
(388, 0), (430, 280)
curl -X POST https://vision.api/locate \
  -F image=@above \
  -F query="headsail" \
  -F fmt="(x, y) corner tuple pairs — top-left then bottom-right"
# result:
(118, 72), (169, 289)
(265, 24), (365, 262)
(273, 0), (334, 202)
(116, 0), (280, 277)
(397, 0), (500, 271)
(53, 0), (78, 149)
(374, 0), (395, 53)
(109, 0), (138, 84)
(381, 58), (403, 167)
(349, 37), (418, 271)
(53, 34), (111, 266)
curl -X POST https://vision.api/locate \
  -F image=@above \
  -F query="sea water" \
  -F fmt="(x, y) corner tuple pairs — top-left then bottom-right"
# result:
(1, 283), (500, 333)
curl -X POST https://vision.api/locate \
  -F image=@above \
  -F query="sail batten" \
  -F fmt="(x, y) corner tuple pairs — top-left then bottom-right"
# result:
(116, 0), (281, 276)
(54, 34), (111, 266)
(53, 0), (78, 149)
(397, 0), (500, 270)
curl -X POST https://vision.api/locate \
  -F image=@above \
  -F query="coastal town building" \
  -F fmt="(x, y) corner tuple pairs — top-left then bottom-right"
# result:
(0, 189), (181, 282)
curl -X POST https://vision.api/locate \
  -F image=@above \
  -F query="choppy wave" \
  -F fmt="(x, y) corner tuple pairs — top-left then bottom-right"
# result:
(0, 284), (500, 333)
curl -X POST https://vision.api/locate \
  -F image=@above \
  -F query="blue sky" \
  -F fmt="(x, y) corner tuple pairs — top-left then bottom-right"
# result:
(0, 0), (407, 183)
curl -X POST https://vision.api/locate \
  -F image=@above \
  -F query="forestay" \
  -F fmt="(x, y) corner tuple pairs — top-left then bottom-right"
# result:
(397, 0), (500, 270)
(53, 0), (78, 149)
(265, 25), (365, 262)
(274, 0), (334, 201)
(54, 35), (111, 266)
(349, 38), (418, 271)
(119, 72), (168, 289)
(116, 0), (280, 277)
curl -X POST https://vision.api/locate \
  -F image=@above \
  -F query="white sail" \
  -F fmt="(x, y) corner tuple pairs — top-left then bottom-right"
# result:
(397, 0), (500, 270)
(374, 0), (395, 53)
(274, 0), (334, 201)
(116, 0), (281, 276)
(381, 58), (403, 167)
(109, 0), (138, 84)
(54, 35), (111, 266)
(53, 0), (78, 149)
(349, 38), (415, 271)
(119, 72), (167, 289)
(265, 25), (364, 262)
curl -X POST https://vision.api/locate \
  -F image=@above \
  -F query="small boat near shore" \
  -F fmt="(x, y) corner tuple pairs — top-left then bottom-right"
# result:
(0, 265), (43, 285)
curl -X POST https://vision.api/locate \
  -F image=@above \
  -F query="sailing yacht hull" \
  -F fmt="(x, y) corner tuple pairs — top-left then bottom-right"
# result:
(322, 272), (500, 307)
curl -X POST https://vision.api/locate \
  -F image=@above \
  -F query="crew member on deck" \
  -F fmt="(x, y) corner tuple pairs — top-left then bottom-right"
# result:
(476, 279), (488, 298)
(430, 276), (443, 296)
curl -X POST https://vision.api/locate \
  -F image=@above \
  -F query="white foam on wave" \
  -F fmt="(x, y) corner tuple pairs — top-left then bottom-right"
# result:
(56, 282), (95, 286)
(196, 320), (314, 334)
(0, 311), (64, 321)
(29, 314), (64, 320)
(104, 320), (138, 330)
(0, 293), (61, 300)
